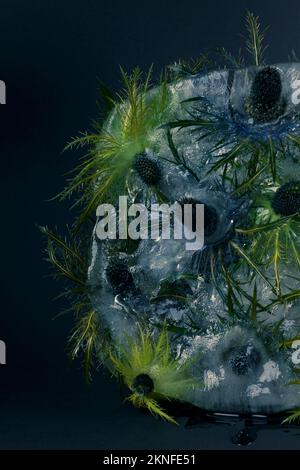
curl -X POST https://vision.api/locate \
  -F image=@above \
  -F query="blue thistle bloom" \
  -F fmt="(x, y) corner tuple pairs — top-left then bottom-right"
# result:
(271, 180), (300, 216)
(174, 64), (300, 146)
(228, 65), (300, 143)
(178, 180), (250, 280)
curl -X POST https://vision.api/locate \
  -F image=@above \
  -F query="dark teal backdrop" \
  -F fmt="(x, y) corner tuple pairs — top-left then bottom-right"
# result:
(1, 0), (300, 449)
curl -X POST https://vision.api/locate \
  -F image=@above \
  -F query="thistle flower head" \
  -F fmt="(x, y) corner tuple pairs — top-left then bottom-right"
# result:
(132, 373), (154, 396)
(229, 345), (261, 376)
(179, 197), (219, 238)
(60, 68), (173, 228)
(134, 153), (161, 186)
(272, 181), (300, 216)
(246, 66), (285, 122)
(109, 325), (198, 423)
(105, 257), (134, 294)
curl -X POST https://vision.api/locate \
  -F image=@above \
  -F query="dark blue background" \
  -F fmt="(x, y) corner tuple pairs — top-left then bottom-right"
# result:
(1, 0), (300, 449)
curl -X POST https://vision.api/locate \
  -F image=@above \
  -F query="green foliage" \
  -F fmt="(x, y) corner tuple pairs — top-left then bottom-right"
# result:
(244, 11), (268, 66)
(170, 119), (287, 193)
(39, 225), (106, 382)
(169, 55), (210, 79)
(150, 275), (191, 304)
(166, 128), (199, 181)
(279, 336), (300, 349)
(109, 325), (199, 424)
(39, 225), (88, 296)
(282, 409), (300, 424)
(59, 67), (173, 229)
(69, 309), (102, 383)
(213, 47), (245, 69)
(236, 203), (300, 297)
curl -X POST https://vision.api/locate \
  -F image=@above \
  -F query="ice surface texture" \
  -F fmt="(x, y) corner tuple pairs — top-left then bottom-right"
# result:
(87, 63), (300, 414)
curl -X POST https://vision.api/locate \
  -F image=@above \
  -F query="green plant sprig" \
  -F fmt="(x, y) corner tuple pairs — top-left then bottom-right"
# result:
(244, 11), (268, 66)
(109, 324), (199, 424)
(282, 409), (300, 424)
(69, 309), (103, 384)
(39, 225), (107, 382)
(58, 67), (173, 230)
(235, 208), (300, 297)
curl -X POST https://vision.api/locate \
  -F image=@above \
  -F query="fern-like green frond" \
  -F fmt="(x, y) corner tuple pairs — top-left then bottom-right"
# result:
(39, 225), (108, 381)
(282, 409), (300, 424)
(128, 394), (178, 425)
(69, 309), (101, 383)
(234, 195), (300, 298)
(169, 55), (210, 79)
(245, 11), (268, 66)
(39, 225), (88, 293)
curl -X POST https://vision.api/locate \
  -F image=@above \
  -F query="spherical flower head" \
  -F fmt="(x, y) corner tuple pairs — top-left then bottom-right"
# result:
(105, 258), (134, 294)
(271, 181), (300, 216)
(179, 197), (219, 238)
(134, 153), (161, 186)
(230, 345), (261, 376)
(132, 373), (154, 396)
(246, 66), (285, 122)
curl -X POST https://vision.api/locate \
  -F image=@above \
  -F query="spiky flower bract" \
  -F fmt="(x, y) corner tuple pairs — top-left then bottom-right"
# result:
(39, 225), (88, 295)
(109, 325), (198, 424)
(176, 181), (251, 294)
(282, 409), (300, 425)
(235, 186), (300, 297)
(39, 226), (110, 382)
(69, 309), (101, 383)
(59, 67), (173, 229)
(168, 55), (210, 80)
(163, 13), (300, 321)
(179, 197), (219, 237)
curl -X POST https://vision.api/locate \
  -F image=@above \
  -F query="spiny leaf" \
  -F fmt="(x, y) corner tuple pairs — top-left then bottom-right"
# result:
(273, 230), (281, 295)
(166, 129), (199, 181)
(288, 134), (300, 147)
(61, 67), (173, 229)
(233, 163), (268, 195)
(207, 141), (249, 174)
(235, 216), (293, 235)
(39, 225), (88, 289)
(282, 409), (300, 424)
(267, 290), (300, 309)
(250, 282), (257, 322)
(230, 240), (277, 295)
(169, 55), (210, 79)
(268, 137), (277, 182)
(128, 394), (177, 425)
(244, 11), (268, 66)
(69, 310), (101, 383)
(287, 229), (300, 270)
(226, 283), (235, 317)
(279, 335), (300, 348)
(214, 47), (245, 69)
(40, 225), (106, 381)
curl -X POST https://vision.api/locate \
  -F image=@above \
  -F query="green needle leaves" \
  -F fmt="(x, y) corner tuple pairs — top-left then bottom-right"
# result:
(245, 11), (268, 66)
